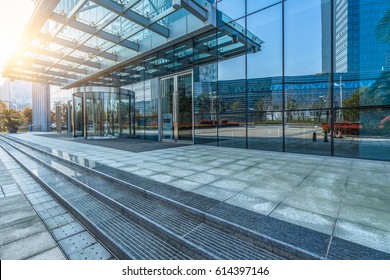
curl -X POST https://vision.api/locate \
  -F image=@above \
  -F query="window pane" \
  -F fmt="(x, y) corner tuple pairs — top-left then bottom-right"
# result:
(247, 0), (282, 14)
(247, 4), (282, 151)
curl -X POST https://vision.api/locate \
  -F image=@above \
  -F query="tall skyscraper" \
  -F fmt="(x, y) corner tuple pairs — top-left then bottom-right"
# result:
(323, 0), (390, 73)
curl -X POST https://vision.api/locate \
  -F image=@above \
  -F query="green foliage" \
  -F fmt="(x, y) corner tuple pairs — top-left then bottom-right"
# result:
(22, 106), (33, 125)
(0, 101), (26, 132)
(230, 101), (242, 112)
(286, 98), (298, 121)
(254, 98), (266, 122)
(376, 9), (390, 44)
(342, 88), (368, 122)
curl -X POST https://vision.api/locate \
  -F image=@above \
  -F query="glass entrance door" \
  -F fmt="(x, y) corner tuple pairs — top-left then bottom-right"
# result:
(161, 72), (193, 143)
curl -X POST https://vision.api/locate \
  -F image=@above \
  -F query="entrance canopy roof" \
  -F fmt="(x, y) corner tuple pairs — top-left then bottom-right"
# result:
(3, 0), (263, 88)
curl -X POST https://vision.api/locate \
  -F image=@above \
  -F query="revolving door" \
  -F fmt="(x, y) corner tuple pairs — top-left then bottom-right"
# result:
(72, 87), (135, 138)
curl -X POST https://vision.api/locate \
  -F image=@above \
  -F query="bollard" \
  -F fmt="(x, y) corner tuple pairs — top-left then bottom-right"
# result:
(324, 131), (329, 142)
(312, 132), (317, 142)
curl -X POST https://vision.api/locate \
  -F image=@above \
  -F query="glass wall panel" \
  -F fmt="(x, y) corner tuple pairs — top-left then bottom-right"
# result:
(334, 108), (390, 161)
(247, 0), (282, 15)
(247, 4), (283, 151)
(285, 109), (330, 155)
(133, 81), (146, 139)
(144, 78), (159, 141)
(218, 52), (246, 148)
(285, 0), (331, 155)
(177, 73), (193, 142)
(120, 95), (130, 136)
(194, 25), (218, 146)
(217, 0), (245, 23)
(161, 77), (174, 141)
(73, 95), (83, 137)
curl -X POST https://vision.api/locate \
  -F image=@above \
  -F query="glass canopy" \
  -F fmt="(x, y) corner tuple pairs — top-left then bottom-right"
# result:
(3, 0), (263, 88)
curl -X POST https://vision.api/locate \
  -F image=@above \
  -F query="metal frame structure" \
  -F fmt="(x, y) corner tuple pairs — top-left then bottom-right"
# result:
(2, 0), (263, 89)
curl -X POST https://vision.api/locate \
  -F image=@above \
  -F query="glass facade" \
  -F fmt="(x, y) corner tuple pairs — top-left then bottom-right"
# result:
(191, 0), (390, 161)
(68, 0), (390, 161)
(7, 0), (390, 161)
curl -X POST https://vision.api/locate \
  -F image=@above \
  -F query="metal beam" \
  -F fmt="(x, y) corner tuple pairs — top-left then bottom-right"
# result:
(29, 58), (88, 75)
(16, 65), (78, 80)
(30, 47), (101, 69)
(8, 74), (63, 86)
(38, 33), (118, 61)
(69, 0), (90, 17)
(90, 0), (170, 38)
(50, 12), (139, 51)
(172, 0), (208, 21)
(10, 71), (68, 84)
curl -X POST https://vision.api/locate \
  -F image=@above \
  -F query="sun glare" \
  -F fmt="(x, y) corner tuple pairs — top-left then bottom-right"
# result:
(0, 0), (35, 71)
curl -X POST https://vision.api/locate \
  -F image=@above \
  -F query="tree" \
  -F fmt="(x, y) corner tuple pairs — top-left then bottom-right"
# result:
(254, 98), (266, 122)
(343, 88), (368, 122)
(195, 92), (211, 121)
(376, 9), (390, 44)
(230, 101), (242, 112)
(22, 106), (33, 125)
(0, 101), (26, 133)
(286, 98), (298, 121)
(51, 101), (68, 129)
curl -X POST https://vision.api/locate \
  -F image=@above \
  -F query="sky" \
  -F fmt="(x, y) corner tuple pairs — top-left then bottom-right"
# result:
(217, 0), (323, 80)
(0, 0), (35, 86)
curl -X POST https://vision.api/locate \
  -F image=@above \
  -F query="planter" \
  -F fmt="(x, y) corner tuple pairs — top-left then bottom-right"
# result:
(7, 127), (18, 133)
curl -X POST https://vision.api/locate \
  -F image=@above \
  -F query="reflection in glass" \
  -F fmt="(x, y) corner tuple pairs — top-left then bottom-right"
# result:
(247, 4), (283, 151)
(72, 89), (134, 138)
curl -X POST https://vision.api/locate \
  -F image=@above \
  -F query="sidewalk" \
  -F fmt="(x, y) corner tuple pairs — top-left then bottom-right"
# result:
(0, 152), (66, 260)
(4, 132), (390, 257)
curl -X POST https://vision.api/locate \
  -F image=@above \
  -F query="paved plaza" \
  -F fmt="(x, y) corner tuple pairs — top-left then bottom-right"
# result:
(1, 131), (387, 257)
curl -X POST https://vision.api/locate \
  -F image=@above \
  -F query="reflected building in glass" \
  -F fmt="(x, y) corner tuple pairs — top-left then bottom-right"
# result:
(2, 0), (390, 161)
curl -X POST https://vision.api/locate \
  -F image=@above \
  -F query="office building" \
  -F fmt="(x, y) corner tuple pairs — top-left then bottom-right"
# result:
(2, 0), (390, 160)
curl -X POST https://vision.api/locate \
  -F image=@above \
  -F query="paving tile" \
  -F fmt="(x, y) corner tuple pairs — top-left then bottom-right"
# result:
(185, 173), (219, 185)
(131, 169), (158, 177)
(149, 174), (177, 183)
(38, 206), (68, 220)
(165, 169), (197, 177)
(294, 184), (345, 202)
(338, 203), (390, 232)
(225, 192), (277, 215)
(205, 167), (239, 176)
(51, 221), (86, 241)
(0, 199), (31, 214)
(210, 179), (251, 192)
(168, 179), (204, 191)
(44, 213), (75, 230)
(0, 207), (37, 229)
(333, 219), (390, 254)
(243, 185), (292, 203)
(27, 247), (66, 260)
(343, 191), (390, 212)
(0, 217), (47, 246)
(283, 192), (341, 218)
(0, 231), (57, 260)
(68, 242), (113, 260)
(270, 204), (336, 235)
(192, 185), (237, 201)
(58, 231), (97, 256)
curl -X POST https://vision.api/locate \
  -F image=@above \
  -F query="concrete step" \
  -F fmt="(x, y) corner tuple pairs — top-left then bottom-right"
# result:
(0, 136), (284, 260)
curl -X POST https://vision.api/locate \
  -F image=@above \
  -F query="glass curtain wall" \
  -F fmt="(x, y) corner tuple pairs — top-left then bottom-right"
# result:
(190, 0), (390, 160)
(79, 0), (389, 161)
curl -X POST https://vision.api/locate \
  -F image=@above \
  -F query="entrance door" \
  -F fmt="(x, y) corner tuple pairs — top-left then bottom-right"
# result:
(161, 72), (193, 143)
